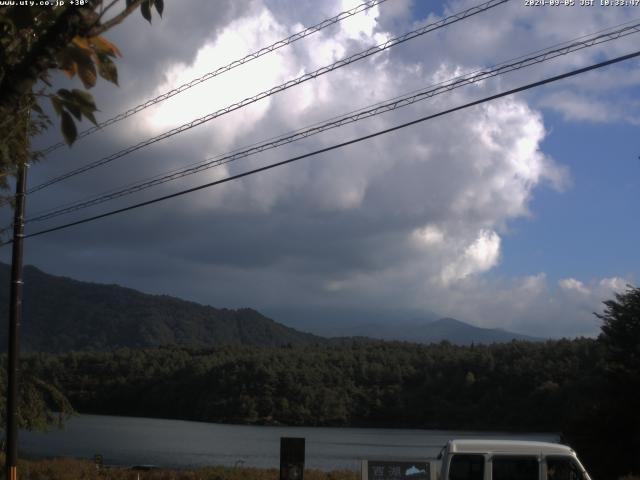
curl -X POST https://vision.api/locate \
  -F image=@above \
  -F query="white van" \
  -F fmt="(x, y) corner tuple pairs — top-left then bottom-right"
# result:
(440, 440), (592, 480)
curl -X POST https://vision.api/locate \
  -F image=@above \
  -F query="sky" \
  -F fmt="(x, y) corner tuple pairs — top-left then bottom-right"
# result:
(2, 0), (640, 338)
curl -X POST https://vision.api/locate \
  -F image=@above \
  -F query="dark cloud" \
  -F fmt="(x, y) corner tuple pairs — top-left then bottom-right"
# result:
(2, 0), (637, 338)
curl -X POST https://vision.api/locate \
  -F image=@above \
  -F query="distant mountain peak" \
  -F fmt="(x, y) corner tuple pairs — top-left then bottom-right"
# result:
(0, 262), (539, 351)
(430, 317), (467, 327)
(420, 316), (539, 344)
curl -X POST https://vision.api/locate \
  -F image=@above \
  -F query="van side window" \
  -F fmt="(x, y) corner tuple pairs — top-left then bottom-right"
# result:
(547, 456), (583, 480)
(449, 454), (484, 480)
(492, 455), (538, 480)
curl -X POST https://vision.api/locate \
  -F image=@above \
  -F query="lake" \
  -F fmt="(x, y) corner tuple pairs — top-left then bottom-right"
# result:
(20, 414), (559, 471)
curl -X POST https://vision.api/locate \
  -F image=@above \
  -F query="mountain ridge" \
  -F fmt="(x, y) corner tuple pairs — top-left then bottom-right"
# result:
(0, 262), (539, 351)
(0, 262), (325, 352)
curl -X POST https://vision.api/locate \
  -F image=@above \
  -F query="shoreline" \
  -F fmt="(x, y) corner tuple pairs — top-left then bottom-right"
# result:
(8, 456), (359, 480)
(39, 411), (564, 436)
(19, 414), (559, 472)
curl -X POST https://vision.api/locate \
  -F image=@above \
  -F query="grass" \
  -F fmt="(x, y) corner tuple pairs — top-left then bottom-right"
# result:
(4, 457), (359, 480)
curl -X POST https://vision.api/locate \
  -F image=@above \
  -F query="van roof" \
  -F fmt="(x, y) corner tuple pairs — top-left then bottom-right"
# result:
(447, 439), (574, 456)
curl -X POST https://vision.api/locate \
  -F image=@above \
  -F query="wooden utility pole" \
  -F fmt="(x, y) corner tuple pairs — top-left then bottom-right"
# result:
(5, 158), (28, 480)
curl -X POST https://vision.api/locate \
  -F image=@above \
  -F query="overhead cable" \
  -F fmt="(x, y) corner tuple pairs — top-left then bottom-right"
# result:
(5, 48), (638, 245)
(24, 20), (640, 224)
(27, 0), (510, 194)
(36, 0), (391, 156)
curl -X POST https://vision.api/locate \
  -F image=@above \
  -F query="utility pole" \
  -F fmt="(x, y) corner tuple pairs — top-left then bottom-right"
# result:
(5, 158), (27, 480)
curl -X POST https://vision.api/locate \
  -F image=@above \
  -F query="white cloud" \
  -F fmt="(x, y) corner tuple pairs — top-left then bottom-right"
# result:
(406, 273), (632, 338)
(338, 0), (387, 42)
(412, 225), (445, 246)
(144, 8), (294, 142)
(441, 230), (501, 285)
(599, 276), (627, 293)
(539, 90), (640, 126)
(19, 0), (639, 339)
(539, 91), (617, 123)
(559, 277), (590, 295)
(89, 0), (572, 325)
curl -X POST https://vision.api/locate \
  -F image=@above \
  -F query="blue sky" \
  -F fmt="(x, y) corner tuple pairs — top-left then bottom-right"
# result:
(2, 0), (640, 338)
(498, 109), (640, 282)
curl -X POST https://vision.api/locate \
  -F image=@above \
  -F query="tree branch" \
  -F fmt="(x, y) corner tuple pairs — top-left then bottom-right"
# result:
(97, 0), (121, 22)
(87, 0), (145, 37)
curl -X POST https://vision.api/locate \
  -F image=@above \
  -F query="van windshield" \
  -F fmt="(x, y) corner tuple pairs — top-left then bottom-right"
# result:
(547, 456), (584, 480)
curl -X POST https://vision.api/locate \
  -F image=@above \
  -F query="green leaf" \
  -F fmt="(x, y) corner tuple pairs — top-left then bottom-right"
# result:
(70, 89), (96, 110)
(60, 111), (77, 145)
(97, 55), (118, 86)
(141, 0), (152, 23)
(56, 47), (77, 78)
(56, 89), (74, 101)
(65, 45), (96, 88)
(50, 96), (63, 116)
(31, 102), (44, 116)
(57, 90), (81, 120)
(83, 110), (98, 126)
(90, 36), (122, 58)
(77, 61), (97, 89)
(56, 89), (99, 125)
(154, 0), (164, 17)
(62, 101), (82, 121)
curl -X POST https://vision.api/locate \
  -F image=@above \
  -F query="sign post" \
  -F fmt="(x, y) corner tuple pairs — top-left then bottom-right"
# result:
(280, 437), (305, 480)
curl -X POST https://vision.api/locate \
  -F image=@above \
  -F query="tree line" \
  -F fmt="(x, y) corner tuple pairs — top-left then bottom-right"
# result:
(22, 339), (598, 431)
(3, 286), (639, 479)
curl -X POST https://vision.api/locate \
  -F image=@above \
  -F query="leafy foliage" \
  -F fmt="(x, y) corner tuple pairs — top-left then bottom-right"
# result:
(0, 357), (74, 433)
(23, 340), (599, 431)
(3, 456), (357, 480)
(0, 0), (159, 197)
(597, 285), (640, 382)
(139, 0), (163, 23)
(19, 326), (638, 478)
(560, 286), (640, 480)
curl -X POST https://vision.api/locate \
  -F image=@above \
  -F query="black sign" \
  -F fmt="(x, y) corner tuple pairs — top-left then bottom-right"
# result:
(366, 460), (430, 480)
(280, 437), (305, 480)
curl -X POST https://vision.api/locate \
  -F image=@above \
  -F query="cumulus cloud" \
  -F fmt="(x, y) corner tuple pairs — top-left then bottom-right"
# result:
(539, 91), (640, 125)
(559, 277), (590, 295)
(441, 230), (501, 284)
(6, 0), (638, 339)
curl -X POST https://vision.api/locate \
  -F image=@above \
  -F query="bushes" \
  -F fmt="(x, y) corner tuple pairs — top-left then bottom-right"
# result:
(2, 456), (357, 480)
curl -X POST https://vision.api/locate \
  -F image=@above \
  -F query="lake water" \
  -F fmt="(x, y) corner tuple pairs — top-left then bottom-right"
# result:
(20, 414), (559, 471)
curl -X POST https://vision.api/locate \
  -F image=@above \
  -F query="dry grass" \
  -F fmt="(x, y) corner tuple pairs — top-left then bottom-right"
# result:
(6, 457), (358, 480)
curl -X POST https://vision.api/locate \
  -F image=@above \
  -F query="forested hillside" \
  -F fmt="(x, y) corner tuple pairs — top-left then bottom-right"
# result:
(0, 263), (539, 349)
(24, 339), (598, 430)
(23, 330), (638, 479)
(0, 263), (324, 351)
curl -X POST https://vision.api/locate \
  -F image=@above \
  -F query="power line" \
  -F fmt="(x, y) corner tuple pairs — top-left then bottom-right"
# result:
(26, 0), (510, 195)
(5, 48), (638, 245)
(36, 0), (391, 157)
(24, 20), (640, 224)
(26, 16), (640, 219)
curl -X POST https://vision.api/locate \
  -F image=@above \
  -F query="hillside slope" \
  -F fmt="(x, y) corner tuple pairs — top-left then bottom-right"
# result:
(0, 263), (324, 352)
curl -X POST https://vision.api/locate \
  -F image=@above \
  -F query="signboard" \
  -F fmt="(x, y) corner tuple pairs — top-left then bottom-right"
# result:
(93, 454), (103, 472)
(362, 460), (431, 480)
(280, 437), (305, 480)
